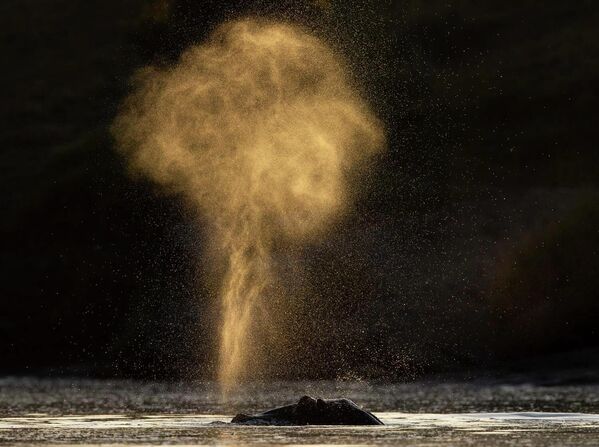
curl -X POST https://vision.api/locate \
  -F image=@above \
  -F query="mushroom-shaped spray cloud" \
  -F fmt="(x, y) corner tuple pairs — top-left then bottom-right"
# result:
(112, 18), (385, 391)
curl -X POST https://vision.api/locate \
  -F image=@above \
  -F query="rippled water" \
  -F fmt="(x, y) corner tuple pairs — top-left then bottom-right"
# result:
(1, 378), (599, 445)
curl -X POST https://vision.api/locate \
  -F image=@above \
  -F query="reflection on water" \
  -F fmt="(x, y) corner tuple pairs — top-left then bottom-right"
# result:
(2, 412), (599, 445)
(1, 378), (599, 445)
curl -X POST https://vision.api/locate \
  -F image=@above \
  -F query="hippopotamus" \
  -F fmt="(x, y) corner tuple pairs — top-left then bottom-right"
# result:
(231, 395), (383, 425)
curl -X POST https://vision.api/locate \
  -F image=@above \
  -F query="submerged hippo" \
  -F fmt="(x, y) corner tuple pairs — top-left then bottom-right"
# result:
(231, 395), (383, 425)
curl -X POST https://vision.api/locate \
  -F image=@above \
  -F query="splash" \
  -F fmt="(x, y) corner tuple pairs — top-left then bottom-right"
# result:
(112, 18), (385, 392)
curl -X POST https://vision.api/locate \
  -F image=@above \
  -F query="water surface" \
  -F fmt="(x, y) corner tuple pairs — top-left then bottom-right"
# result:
(1, 378), (598, 445)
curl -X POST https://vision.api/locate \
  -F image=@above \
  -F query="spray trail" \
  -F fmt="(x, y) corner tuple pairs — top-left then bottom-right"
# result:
(112, 18), (385, 391)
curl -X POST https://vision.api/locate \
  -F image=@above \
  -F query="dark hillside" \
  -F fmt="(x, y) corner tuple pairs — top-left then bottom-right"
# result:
(2, 0), (598, 380)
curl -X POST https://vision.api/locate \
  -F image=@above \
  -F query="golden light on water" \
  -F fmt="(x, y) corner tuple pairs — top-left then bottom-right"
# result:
(112, 18), (385, 392)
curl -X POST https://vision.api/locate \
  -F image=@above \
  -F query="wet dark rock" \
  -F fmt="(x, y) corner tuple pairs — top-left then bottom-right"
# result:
(231, 395), (384, 425)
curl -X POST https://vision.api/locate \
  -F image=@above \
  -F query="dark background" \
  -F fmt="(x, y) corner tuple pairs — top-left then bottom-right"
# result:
(2, 0), (598, 381)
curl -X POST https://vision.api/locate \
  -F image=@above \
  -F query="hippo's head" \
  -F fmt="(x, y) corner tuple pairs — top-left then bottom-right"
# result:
(231, 395), (383, 425)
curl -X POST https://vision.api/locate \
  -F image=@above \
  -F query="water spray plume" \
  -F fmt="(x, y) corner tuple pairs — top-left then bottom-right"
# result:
(112, 18), (385, 392)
